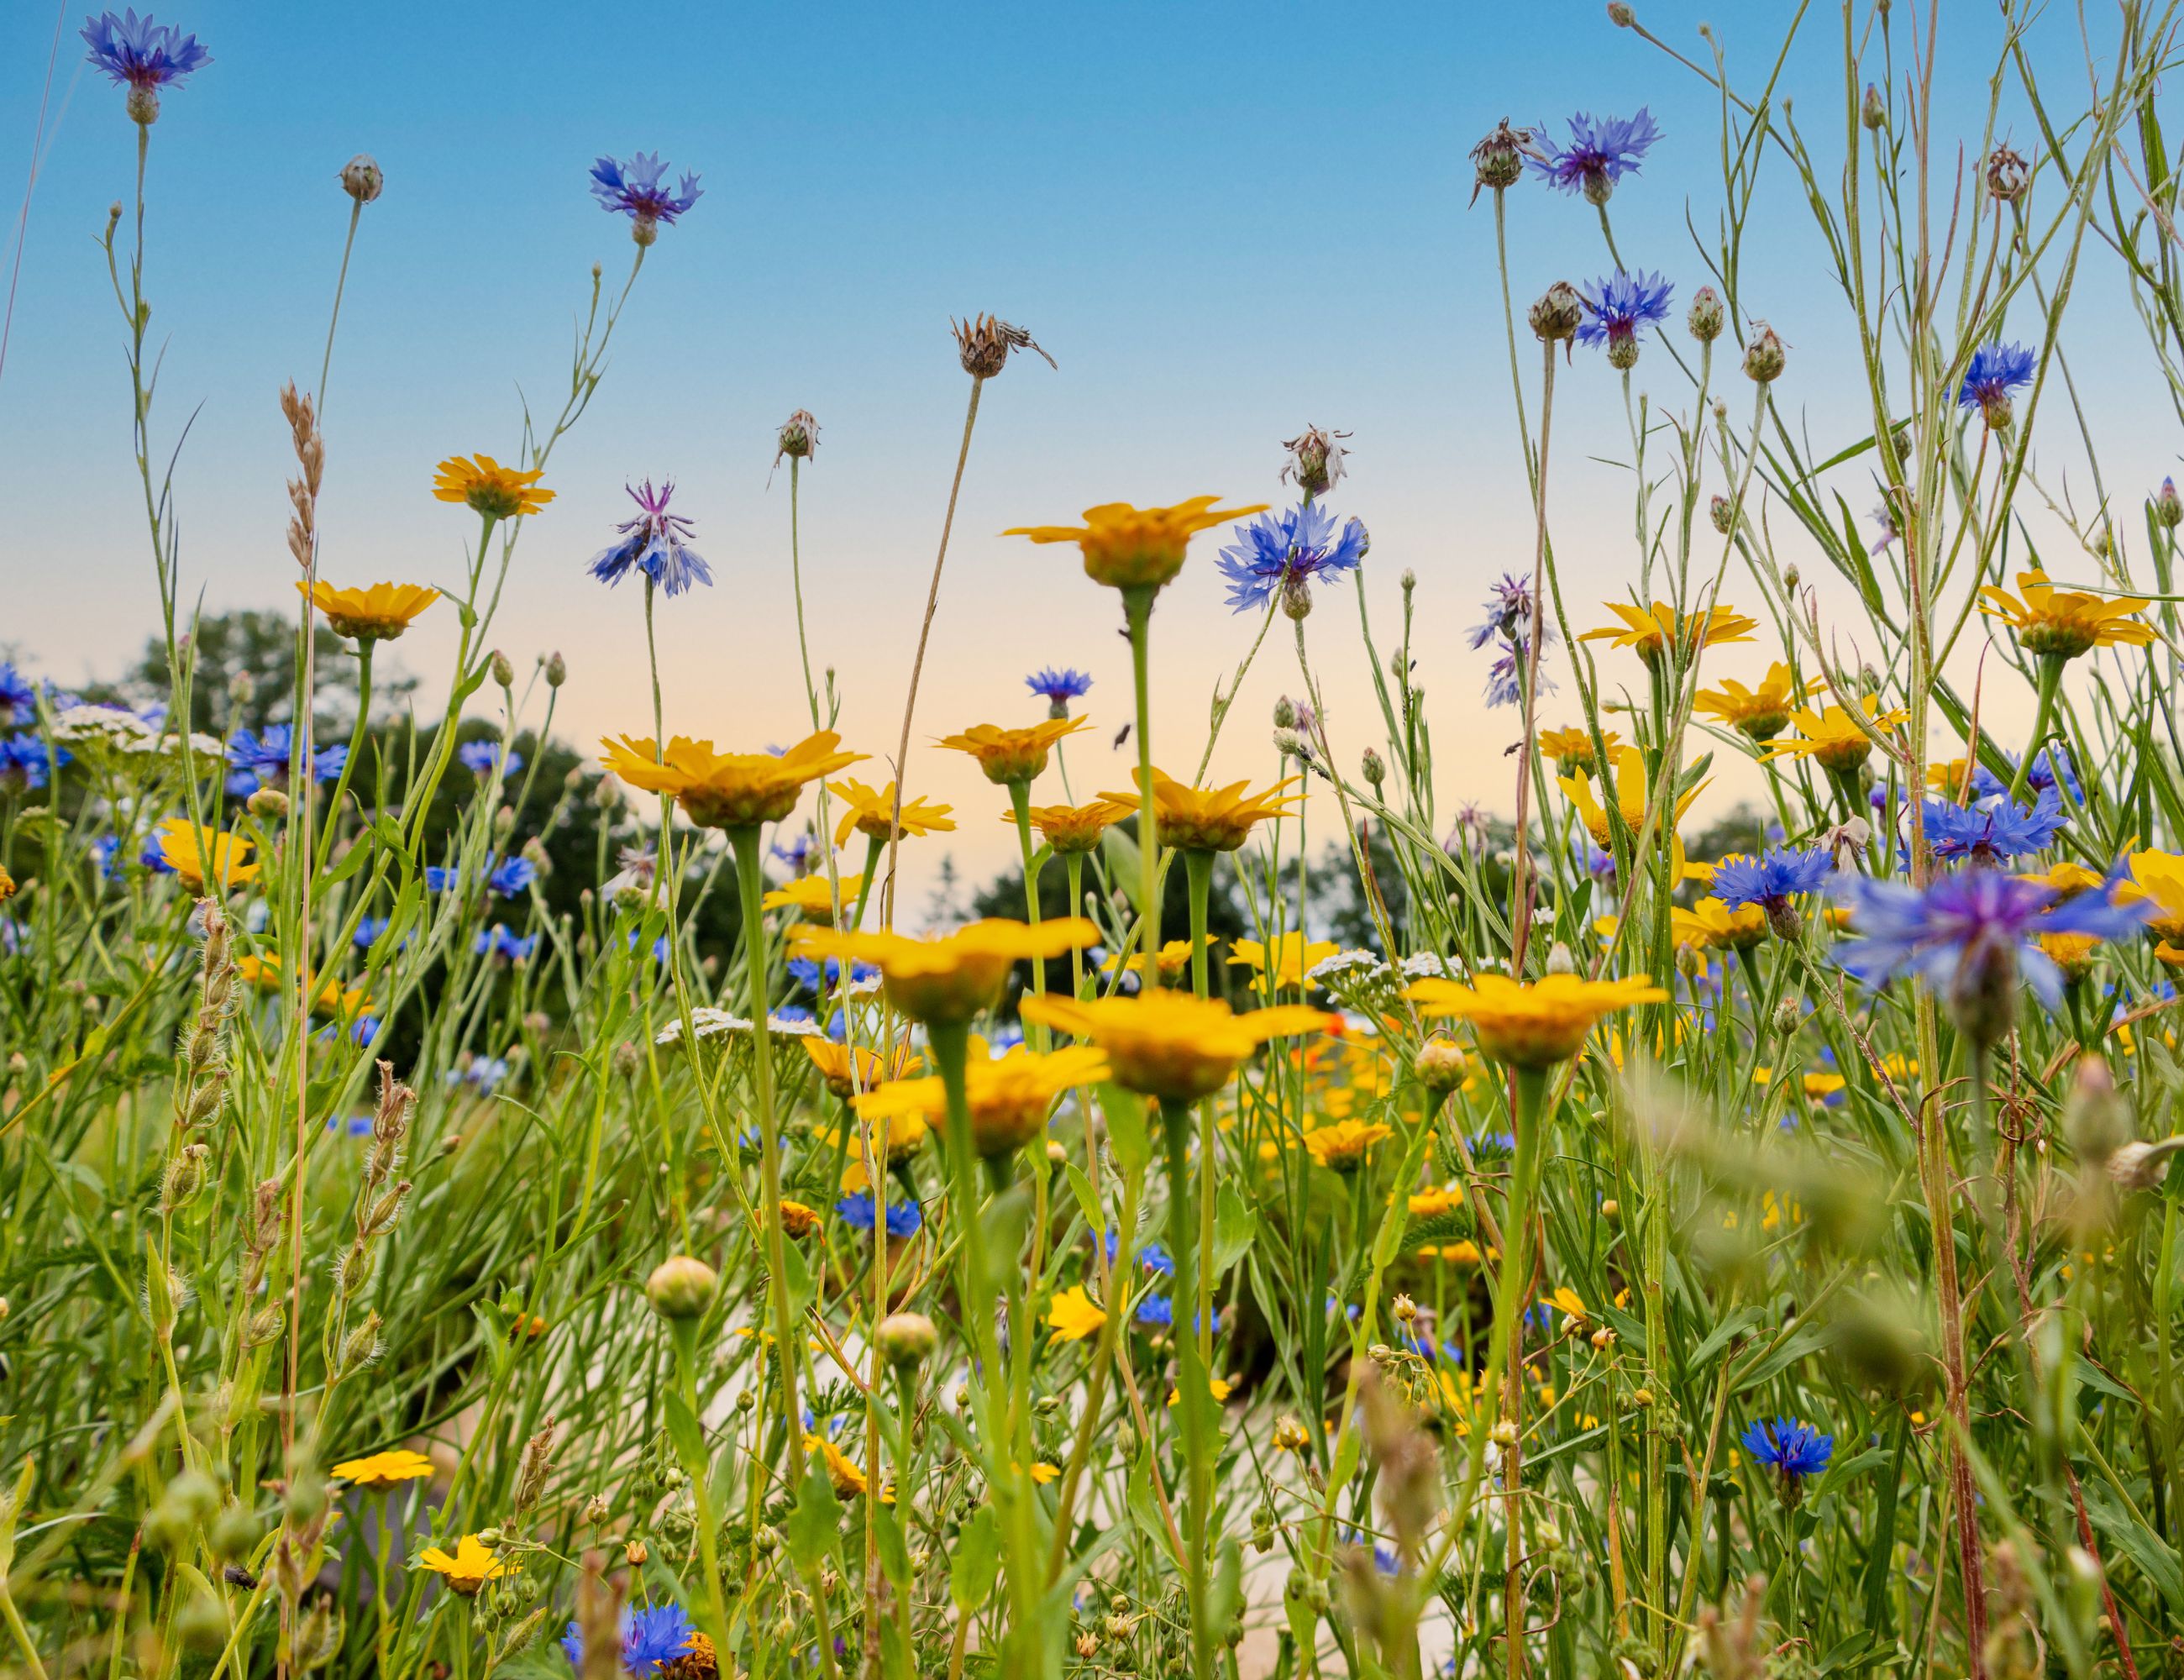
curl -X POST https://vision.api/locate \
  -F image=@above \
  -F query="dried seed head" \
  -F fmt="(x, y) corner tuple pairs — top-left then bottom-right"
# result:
(951, 314), (1055, 379)
(1529, 281), (1586, 345)
(1742, 321), (1786, 383)
(339, 154), (385, 205)
(513, 1416), (559, 1515)
(1861, 83), (1887, 130)
(774, 409), (820, 468)
(1280, 424), (1352, 497)
(1986, 145), (2029, 203)
(1468, 118), (1537, 203)
(1688, 285), (1725, 343)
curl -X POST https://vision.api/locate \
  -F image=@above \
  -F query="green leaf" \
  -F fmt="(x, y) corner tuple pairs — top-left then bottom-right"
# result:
(1062, 1161), (1102, 1235)
(662, 1388), (707, 1482)
(949, 1504), (1001, 1612)
(870, 1499), (911, 1593)
(1100, 827), (1143, 910)
(1126, 1444), (1177, 1565)
(323, 832), (379, 885)
(784, 1449), (842, 1571)
(1209, 1537), (1243, 1631)
(1101, 1084), (1151, 1182)
(780, 1236), (816, 1320)
(1211, 1182), (1256, 1279)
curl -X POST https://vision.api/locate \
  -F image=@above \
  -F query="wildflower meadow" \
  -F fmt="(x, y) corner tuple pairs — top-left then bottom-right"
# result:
(13, 5), (2184, 1678)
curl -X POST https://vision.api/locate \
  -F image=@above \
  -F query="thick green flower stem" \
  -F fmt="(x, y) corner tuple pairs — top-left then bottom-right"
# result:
(2008, 653), (2067, 803)
(667, 1315), (732, 1646)
(1489, 1064), (1551, 1680)
(729, 827), (804, 1478)
(1123, 585), (1163, 969)
(1184, 847), (1219, 1356)
(1160, 1097), (1219, 1680)
(928, 1020), (1042, 1656)
(1065, 853), (1087, 996)
(312, 643), (373, 874)
(1007, 780), (1049, 1047)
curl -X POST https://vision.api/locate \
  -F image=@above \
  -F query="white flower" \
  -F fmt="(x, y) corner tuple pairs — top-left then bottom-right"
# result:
(654, 1007), (821, 1047)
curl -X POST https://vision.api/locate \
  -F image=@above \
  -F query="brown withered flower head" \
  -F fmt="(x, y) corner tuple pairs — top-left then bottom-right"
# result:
(1280, 425), (1352, 497)
(773, 409), (820, 473)
(1986, 144), (2029, 204)
(952, 314), (1056, 379)
(1468, 118), (1541, 205)
(1529, 281), (1586, 351)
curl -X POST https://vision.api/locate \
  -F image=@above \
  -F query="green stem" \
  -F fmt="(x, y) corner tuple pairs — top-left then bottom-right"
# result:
(1124, 586), (1162, 970)
(1161, 1098), (1218, 1680)
(2008, 653), (2066, 803)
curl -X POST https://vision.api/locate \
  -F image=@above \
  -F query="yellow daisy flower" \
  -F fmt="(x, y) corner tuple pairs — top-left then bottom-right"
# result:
(1016, 799), (1137, 855)
(1580, 601), (1757, 659)
(1300, 1119), (1393, 1170)
(1978, 569), (2153, 659)
(2018, 860), (2104, 898)
(937, 717), (1089, 785)
(1168, 1376), (1234, 1408)
(298, 580), (440, 643)
(432, 453), (554, 519)
(1100, 937), (1216, 981)
(853, 1042), (1110, 1158)
(1403, 973), (1667, 1070)
(1538, 727), (1620, 775)
(1005, 496), (1268, 591)
(152, 818), (259, 892)
(779, 1200), (820, 1239)
(802, 1038), (922, 1101)
(332, 1449), (435, 1488)
(794, 916), (1099, 1026)
(1758, 696), (1908, 773)
(1693, 663), (1815, 742)
(1546, 1286), (1588, 1325)
(1407, 1185), (1464, 1219)
(2036, 932), (2102, 983)
(804, 1433), (883, 1499)
(1559, 746), (1704, 849)
(1925, 756), (1979, 801)
(1229, 932), (1341, 990)
(1672, 896), (1767, 953)
(827, 779), (954, 848)
(600, 731), (866, 829)
(762, 872), (864, 920)
(1020, 990), (1338, 1104)
(418, 1535), (512, 1596)
(1097, 767), (1305, 853)
(2123, 850), (2184, 942)
(1046, 1284), (1107, 1343)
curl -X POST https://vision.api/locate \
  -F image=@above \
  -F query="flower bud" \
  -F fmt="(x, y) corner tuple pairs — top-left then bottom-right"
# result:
(228, 669), (256, 708)
(544, 650), (567, 687)
(1607, 1), (1635, 23)
(1545, 942), (1578, 977)
(645, 1255), (718, 1320)
(339, 155), (385, 205)
(2108, 1137), (2184, 1193)
(625, 1538), (649, 1566)
(1861, 84), (1886, 129)
(2064, 1055), (2129, 1168)
(775, 409), (821, 464)
(1469, 119), (1531, 199)
(1272, 696), (1298, 730)
(248, 787), (291, 822)
(490, 650), (515, 689)
(1414, 1038), (1468, 1094)
(867, 1310), (932, 1368)
(1742, 322), (1786, 383)
(2156, 477), (2184, 530)
(1529, 282), (1586, 344)
(1600, 1198), (1620, 1221)
(1986, 145), (2029, 203)
(1272, 727), (1305, 759)
(1361, 748), (1385, 787)
(1709, 495), (1735, 534)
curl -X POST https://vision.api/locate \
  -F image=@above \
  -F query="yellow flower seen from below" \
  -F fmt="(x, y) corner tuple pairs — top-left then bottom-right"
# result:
(1693, 663), (1815, 742)
(1672, 896), (1767, 953)
(432, 453), (554, 519)
(1005, 496), (1268, 591)
(1559, 746), (1704, 850)
(2123, 851), (2184, 942)
(854, 1042), (1110, 1158)
(1046, 1284), (1107, 1344)
(1029, 1461), (1061, 1485)
(1978, 569), (2152, 660)
(1301, 1119), (1394, 1171)
(779, 1200), (820, 1239)
(1016, 799), (1135, 855)
(1229, 932), (1341, 991)
(1538, 727), (1620, 775)
(1099, 766), (1305, 853)
(937, 717), (1089, 785)
(828, 779), (954, 848)
(762, 872), (864, 921)
(1100, 937), (1216, 981)
(1021, 990), (1338, 1105)
(1168, 1376), (1234, 1408)
(2019, 860), (2104, 898)
(804, 1433), (887, 1501)
(2036, 932), (2101, 983)
(1759, 696), (1908, 774)
(803, 1038), (922, 1101)
(1580, 601), (1757, 659)
(1547, 1286), (1588, 1324)
(1925, 756), (1979, 801)
(1404, 973), (1667, 1070)
(795, 916), (1099, 1026)
(1407, 1185), (1464, 1219)
(601, 731), (867, 830)
(418, 1534), (511, 1596)
(299, 580), (440, 643)
(153, 818), (260, 892)
(332, 1449), (434, 1488)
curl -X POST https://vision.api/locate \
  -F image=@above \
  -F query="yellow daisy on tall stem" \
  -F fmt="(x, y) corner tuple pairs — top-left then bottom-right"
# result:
(1693, 662), (1815, 743)
(1758, 695), (1908, 815)
(298, 580), (439, 643)
(1580, 600), (1756, 661)
(1978, 569), (2150, 798)
(432, 454), (554, 520)
(151, 818), (259, 893)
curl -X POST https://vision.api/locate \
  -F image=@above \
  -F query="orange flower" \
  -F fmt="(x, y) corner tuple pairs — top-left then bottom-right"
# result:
(432, 454), (554, 518)
(299, 580), (440, 643)
(1098, 767), (1304, 852)
(1005, 497), (1267, 591)
(937, 717), (1088, 785)
(600, 732), (865, 829)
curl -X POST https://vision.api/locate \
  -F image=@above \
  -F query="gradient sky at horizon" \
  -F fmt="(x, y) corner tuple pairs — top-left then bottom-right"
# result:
(3, 1), (2175, 906)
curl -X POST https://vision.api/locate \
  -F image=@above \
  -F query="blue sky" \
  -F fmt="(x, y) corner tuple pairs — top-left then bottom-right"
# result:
(3, 1), (2171, 890)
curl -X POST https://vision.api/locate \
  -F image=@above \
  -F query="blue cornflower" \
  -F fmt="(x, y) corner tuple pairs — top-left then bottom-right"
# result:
(1576, 270), (1675, 354)
(451, 1056), (511, 1095)
(1215, 501), (1369, 614)
(1484, 638), (1555, 709)
(587, 480), (712, 599)
(1971, 748), (2080, 803)
(837, 1192), (921, 1239)
(353, 916), (390, 951)
(1467, 573), (1545, 651)
(1025, 667), (1094, 713)
(1135, 1293), (1173, 1328)
(474, 925), (538, 963)
(1920, 788), (2066, 864)
(785, 955), (878, 994)
(459, 738), (520, 778)
(1709, 846), (1834, 924)
(425, 865), (460, 892)
(487, 856), (536, 898)
(562, 1603), (699, 1676)
(1339, 1527), (1404, 1578)
(225, 726), (345, 793)
(0, 736), (64, 793)
(1739, 1416), (1833, 1482)
(772, 832), (820, 873)
(1139, 1241), (1175, 1276)
(81, 10), (210, 108)
(1836, 867), (2145, 1040)
(1956, 341), (2036, 426)
(0, 663), (36, 726)
(590, 153), (702, 228)
(1530, 109), (1662, 201)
